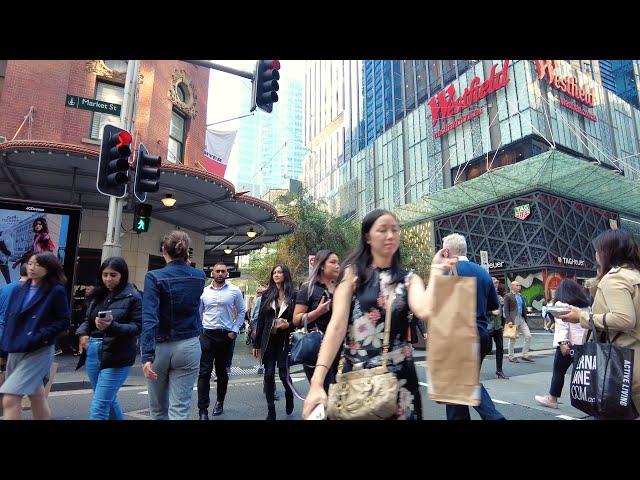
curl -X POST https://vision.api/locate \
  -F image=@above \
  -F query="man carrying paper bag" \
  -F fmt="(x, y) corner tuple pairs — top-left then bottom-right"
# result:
(426, 234), (506, 420)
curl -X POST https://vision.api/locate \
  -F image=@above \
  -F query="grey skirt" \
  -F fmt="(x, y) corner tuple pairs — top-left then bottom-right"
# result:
(0, 345), (54, 396)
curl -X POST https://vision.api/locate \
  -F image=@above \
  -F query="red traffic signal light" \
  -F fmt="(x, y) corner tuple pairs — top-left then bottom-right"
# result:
(97, 125), (132, 198)
(251, 60), (281, 113)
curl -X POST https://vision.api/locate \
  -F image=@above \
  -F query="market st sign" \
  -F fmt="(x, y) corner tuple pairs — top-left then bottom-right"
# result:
(428, 60), (511, 135)
(534, 60), (595, 107)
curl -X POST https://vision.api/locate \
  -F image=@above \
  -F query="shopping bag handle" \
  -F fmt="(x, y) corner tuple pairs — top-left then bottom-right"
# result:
(586, 313), (607, 343)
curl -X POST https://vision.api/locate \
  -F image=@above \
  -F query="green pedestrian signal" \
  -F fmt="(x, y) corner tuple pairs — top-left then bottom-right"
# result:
(133, 203), (152, 233)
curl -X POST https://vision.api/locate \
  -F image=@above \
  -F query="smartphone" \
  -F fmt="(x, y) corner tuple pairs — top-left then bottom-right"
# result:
(98, 310), (113, 320)
(306, 403), (325, 420)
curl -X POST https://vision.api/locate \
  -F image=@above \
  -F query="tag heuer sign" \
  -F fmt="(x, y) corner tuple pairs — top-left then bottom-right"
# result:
(514, 204), (530, 220)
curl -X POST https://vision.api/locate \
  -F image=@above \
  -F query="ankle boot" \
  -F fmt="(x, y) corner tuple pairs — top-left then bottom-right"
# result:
(285, 391), (294, 415)
(266, 404), (276, 420)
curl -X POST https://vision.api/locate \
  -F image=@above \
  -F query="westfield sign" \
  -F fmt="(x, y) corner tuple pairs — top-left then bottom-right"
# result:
(428, 60), (510, 127)
(534, 60), (595, 107)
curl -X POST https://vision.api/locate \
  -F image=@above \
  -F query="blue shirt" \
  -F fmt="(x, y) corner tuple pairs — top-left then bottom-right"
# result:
(450, 258), (500, 336)
(199, 281), (247, 334)
(515, 294), (524, 317)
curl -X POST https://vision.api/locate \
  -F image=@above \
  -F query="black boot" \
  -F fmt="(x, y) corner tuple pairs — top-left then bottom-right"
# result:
(266, 404), (276, 420)
(285, 391), (294, 415)
(198, 409), (209, 420)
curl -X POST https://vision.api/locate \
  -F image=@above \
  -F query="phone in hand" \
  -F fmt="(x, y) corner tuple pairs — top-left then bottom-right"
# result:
(306, 403), (325, 420)
(98, 310), (113, 322)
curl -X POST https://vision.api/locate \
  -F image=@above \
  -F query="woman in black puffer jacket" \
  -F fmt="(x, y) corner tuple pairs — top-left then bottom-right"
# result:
(76, 257), (141, 420)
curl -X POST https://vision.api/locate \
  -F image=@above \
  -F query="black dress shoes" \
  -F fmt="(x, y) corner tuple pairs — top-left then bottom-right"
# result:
(212, 401), (224, 416)
(199, 409), (209, 420)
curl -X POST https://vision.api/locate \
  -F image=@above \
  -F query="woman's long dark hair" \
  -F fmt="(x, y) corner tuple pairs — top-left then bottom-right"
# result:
(33, 217), (49, 234)
(592, 229), (640, 279)
(28, 252), (66, 288)
(89, 256), (129, 302)
(260, 264), (294, 313)
(307, 249), (336, 300)
(337, 209), (403, 290)
(554, 278), (591, 308)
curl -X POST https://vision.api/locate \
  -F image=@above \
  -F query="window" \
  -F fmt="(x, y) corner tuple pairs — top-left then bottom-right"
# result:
(89, 81), (124, 140)
(168, 109), (186, 164)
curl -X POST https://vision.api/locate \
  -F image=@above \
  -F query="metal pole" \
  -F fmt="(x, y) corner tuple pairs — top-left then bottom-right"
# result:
(102, 59), (140, 262)
(183, 60), (255, 80)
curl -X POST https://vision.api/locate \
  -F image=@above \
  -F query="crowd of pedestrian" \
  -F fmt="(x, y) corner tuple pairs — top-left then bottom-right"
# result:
(1, 217), (639, 421)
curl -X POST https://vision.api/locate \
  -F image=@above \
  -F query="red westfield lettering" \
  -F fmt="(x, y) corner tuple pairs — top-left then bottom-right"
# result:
(534, 60), (595, 107)
(428, 60), (510, 126)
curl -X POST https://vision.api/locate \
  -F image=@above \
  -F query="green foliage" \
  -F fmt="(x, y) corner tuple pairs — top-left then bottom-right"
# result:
(246, 189), (359, 286)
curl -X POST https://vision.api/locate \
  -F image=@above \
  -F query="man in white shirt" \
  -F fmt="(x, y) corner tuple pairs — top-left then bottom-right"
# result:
(197, 262), (246, 419)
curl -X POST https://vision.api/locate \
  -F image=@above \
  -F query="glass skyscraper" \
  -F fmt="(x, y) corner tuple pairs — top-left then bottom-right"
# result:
(236, 77), (305, 198)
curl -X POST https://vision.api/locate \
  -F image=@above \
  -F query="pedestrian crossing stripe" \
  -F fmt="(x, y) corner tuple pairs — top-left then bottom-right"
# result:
(556, 414), (583, 420)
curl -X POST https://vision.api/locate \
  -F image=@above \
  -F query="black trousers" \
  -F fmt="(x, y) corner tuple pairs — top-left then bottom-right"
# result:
(487, 328), (504, 373)
(197, 329), (233, 410)
(549, 347), (574, 398)
(262, 334), (292, 407)
(0, 264), (11, 285)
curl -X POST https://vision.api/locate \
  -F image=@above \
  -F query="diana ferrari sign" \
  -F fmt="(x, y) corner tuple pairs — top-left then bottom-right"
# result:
(428, 60), (511, 138)
(534, 60), (598, 122)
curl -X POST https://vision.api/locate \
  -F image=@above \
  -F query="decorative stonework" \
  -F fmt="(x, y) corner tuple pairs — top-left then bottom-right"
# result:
(168, 69), (198, 118)
(85, 60), (126, 83)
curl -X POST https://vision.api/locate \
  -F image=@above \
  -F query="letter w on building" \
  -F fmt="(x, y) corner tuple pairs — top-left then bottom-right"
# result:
(200, 129), (237, 176)
(534, 60), (557, 82)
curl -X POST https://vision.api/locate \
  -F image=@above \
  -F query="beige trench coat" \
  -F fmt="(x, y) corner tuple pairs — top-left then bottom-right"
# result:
(581, 267), (640, 414)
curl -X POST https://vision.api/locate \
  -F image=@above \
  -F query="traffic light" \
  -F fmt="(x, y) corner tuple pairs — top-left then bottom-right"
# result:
(97, 124), (132, 198)
(134, 142), (161, 203)
(133, 203), (152, 233)
(251, 60), (281, 113)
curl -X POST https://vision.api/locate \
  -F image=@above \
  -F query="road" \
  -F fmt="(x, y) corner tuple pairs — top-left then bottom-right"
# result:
(7, 331), (590, 420)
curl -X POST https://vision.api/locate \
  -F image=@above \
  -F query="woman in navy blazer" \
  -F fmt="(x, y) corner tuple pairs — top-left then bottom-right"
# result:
(0, 252), (70, 420)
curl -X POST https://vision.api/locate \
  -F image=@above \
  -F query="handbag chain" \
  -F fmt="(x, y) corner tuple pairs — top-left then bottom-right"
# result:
(337, 285), (396, 375)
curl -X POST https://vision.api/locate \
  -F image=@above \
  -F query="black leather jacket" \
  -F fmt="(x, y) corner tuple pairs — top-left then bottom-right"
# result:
(76, 283), (142, 369)
(253, 292), (296, 361)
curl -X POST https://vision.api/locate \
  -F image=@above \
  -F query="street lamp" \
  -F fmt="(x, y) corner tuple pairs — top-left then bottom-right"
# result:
(246, 228), (257, 238)
(161, 193), (176, 207)
(224, 246), (233, 254)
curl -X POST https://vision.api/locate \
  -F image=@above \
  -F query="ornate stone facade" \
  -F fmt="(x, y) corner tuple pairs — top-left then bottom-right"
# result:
(168, 69), (198, 118)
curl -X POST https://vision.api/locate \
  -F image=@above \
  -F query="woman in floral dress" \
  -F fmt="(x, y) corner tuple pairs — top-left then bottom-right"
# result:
(302, 209), (434, 420)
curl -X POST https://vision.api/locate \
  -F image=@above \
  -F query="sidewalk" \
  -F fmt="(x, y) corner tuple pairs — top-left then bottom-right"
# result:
(52, 329), (557, 390)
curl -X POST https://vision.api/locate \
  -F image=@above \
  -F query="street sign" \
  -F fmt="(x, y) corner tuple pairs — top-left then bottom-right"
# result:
(480, 250), (489, 272)
(66, 95), (121, 115)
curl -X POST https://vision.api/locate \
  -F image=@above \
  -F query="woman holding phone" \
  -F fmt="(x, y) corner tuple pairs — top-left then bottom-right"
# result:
(76, 257), (141, 420)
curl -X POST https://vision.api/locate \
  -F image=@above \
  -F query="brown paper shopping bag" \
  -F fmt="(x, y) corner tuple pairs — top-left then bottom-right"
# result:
(22, 362), (58, 410)
(424, 266), (481, 406)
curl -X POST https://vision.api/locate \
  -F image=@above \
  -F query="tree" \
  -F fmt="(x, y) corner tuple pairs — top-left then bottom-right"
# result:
(246, 189), (359, 286)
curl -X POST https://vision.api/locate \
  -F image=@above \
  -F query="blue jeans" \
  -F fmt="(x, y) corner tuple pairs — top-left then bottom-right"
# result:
(147, 336), (201, 420)
(446, 332), (506, 420)
(86, 338), (131, 420)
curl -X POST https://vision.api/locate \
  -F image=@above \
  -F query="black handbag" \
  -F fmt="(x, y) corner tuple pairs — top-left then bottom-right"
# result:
(289, 314), (323, 367)
(570, 314), (639, 420)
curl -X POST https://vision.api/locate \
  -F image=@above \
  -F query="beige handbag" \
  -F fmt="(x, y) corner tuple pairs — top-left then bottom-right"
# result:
(327, 288), (399, 420)
(503, 323), (519, 339)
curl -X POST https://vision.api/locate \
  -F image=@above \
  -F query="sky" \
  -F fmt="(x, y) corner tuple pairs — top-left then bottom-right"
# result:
(206, 60), (306, 187)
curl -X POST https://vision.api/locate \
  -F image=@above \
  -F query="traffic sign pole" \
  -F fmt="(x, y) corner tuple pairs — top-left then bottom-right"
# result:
(102, 59), (140, 263)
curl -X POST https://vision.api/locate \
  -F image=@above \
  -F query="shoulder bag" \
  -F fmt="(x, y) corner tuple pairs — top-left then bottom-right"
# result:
(326, 288), (399, 420)
(290, 313), (323, 366)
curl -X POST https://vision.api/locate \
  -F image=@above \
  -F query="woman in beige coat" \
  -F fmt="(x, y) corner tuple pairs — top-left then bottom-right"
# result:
(560, 229), (640, 415)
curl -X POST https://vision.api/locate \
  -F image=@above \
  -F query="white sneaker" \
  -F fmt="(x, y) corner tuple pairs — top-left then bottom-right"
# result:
(534, 395), (558, 409)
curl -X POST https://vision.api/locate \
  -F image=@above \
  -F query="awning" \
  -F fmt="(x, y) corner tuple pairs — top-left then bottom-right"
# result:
(0, 140), (295, 259)
(396, 150), (640, 225)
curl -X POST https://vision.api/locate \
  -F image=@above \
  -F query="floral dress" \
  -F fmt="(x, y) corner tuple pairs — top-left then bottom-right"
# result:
(341, 267), (422, 420)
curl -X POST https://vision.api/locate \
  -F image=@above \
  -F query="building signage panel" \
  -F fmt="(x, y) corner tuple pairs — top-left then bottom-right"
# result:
(428, 60), (511, 138)
(480, 250), (489, 272)
(514, 203), (530, 220)
(534, 60), (597, 121)
(488, 261), (505, 269)
(557, 256), (585, 267)
(65, 94), (122, 115)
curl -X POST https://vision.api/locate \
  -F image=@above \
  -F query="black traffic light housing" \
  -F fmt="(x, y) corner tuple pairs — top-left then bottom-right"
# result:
(133, 202), (152, 233)
(251, 60), (281, 113)
(134, 142), (161, 203)
(97, 124), (132, 198)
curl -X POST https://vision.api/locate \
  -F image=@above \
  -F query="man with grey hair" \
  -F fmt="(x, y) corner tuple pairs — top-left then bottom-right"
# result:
(438, 233), (505, 420)
(503, 280), (533, 362)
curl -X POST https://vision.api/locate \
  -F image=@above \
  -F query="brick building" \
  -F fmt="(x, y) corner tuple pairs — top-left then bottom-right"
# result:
(0, 60), (294, 289)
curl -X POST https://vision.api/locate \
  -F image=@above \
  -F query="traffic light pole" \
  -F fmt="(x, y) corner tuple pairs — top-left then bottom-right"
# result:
(102, 59), (140, 263)
(183, 60), (255, 80)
